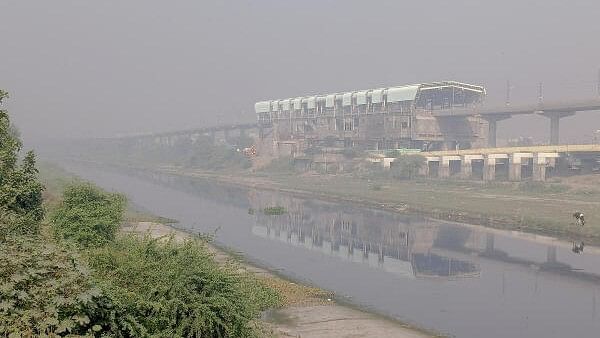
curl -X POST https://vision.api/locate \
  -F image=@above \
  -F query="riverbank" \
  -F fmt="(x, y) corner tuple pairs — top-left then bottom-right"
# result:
(123, 221), (437, 338)
(153, 166), (600, 245)
(40, 162), (438, 337)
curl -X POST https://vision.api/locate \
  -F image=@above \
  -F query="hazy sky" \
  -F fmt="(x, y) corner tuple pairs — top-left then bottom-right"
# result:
(1, 0), (600, 143)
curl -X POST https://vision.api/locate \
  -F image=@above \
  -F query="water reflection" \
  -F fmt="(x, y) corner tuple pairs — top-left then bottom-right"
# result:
(66, 164), (600, 338)
(251, 210), (480, 279)
(119, 166), (600, 283)
(572, 241), (585, 254)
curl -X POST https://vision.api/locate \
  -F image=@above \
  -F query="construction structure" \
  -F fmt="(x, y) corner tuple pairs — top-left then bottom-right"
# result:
(256, 81), (487, 157)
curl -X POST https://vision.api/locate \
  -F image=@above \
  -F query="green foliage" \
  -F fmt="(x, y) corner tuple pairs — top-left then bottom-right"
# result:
(390, 154), (426, 180)
(518, 181), (568, 194)
(51, 183), (126, 247)
(341, 148), (363, 159)
(88, 235), (280, 337)
(0, 233), (112, 337)
(262, 206), (287, 215)
(258, 157), (296, 174)
(188, 142), (251, 170)
(0, 90), (45, 237)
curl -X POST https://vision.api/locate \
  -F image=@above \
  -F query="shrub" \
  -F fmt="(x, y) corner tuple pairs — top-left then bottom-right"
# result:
(0, 233), (112, 337)
(88, 235), (280, 337)
(262, 206), (287, 215)
(51, 183), (126, 247)
(389, 154), (426, 180)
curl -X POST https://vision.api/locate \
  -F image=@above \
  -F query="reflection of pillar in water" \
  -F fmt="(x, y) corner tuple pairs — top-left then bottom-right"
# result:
(593, 291), (597, 319)
(502, 271), (506, 296)
(348, 238), (354, 255)
(299, 227), (305, 243)
(363, 242), (369, 259)
(485, 233), (495, 254)
(378, 243), (384, 264)
(546, 246), (557, 263)
(332, 233), (339, 252)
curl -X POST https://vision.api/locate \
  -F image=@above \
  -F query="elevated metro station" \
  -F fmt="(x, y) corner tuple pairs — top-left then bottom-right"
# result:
(255, 81), (488, 155)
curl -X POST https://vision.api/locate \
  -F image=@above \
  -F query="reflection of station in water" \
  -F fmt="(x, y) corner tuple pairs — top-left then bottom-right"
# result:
(249, 190), (481, 279)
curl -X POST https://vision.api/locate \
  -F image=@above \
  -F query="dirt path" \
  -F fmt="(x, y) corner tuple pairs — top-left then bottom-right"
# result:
(122, 222), (438, 338)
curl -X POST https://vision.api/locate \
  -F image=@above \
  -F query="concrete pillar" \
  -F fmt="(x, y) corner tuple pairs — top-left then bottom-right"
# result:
(439, 157), (451, 178)
(540, 111), (575, 145)
(418, 162), (430, 177)
(483, 156), (496, 181)
(421, 157), (438, 177)
(488, 119), (497, 148)
(509, 154), (525, 181)
(483, 114), (511, 148)
(550, 114), (559, 145)
(532, 153), (547, 182)
(461, 158), (473, 179)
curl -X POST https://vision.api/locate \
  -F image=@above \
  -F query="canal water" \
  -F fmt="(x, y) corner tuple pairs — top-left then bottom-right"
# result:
(67, 165), (600, 338)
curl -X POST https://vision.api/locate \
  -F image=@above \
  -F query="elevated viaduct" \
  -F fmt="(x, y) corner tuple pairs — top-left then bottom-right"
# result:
(436, 98), (600, 147)
(418, 144), (600, 181)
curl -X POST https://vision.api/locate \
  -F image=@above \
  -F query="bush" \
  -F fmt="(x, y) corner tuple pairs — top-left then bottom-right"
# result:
(262, 206), (287, 215)
(0, 233), (112, 337)
(390, 154), (426, 180)
(51, 183), (126, 247)
(88, 235), (280, 337)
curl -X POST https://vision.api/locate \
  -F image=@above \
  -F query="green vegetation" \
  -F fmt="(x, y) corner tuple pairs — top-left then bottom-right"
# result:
(262, 206), (287, 215)
(0, 232), (110, 336)
(59, 133), (252, 171)
(389, 154), (426, 180)
(256, 157), (297, 174)
(51, 183), (126, 247)
(88, 235), (279, 337)
(0, 90), (44, 237)
(0, 91), (280, 337)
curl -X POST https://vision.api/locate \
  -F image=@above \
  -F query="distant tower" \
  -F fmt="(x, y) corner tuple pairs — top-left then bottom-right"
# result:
(538, 82), (543, 105)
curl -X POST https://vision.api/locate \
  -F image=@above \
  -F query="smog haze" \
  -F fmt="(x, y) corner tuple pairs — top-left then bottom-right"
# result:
(1, 0), (600, 143)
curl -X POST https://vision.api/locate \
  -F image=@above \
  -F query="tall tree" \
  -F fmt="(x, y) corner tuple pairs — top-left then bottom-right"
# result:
(0, 90), (44, 236)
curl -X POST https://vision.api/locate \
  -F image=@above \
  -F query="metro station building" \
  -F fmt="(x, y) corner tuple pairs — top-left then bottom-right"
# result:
(256, 81), (487, 156)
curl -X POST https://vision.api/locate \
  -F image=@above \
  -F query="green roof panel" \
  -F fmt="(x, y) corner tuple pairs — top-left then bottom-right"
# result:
(387, 85), (419, 102)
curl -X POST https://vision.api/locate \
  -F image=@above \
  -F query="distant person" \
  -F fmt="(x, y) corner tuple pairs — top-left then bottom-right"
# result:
(573, 212), (585, 226)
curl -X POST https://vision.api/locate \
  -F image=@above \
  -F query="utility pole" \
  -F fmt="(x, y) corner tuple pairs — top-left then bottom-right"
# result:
(538, 82), (543, 105)
(597, 69), (600, 97)
(505, 80), (511, 106)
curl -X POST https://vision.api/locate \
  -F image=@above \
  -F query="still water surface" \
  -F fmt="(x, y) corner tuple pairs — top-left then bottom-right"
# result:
(68, 165), (600, 338)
